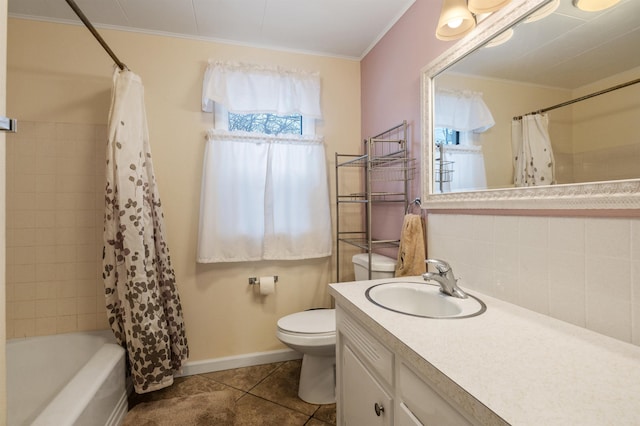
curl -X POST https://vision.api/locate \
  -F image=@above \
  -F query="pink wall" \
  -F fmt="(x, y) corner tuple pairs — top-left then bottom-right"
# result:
(361, 0), (452, 251)
(362, 1), (451, 141)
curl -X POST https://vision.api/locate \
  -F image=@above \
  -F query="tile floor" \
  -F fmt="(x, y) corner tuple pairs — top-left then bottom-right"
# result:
(129, 359), (336, 425)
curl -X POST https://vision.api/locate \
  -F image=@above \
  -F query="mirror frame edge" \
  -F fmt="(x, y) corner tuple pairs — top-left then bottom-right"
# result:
(420, 0), (640, 211)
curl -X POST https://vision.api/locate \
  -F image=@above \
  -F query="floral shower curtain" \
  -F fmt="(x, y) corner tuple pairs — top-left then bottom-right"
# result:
(103, 68), (189, 393)
(511, 113), (555, 186)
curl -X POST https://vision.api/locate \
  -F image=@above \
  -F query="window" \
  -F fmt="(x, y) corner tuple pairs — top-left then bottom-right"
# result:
(228, 112), (302, 135)
(214, 102), (315, 135)
(198, 61), (331, 262)
(435, 127), (459, 145)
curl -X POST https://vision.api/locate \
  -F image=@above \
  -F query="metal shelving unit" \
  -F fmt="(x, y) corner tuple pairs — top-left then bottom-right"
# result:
(335, 121), (415, 281)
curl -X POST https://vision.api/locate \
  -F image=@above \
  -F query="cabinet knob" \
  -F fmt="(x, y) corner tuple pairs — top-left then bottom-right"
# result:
(374, 402), (385, 416)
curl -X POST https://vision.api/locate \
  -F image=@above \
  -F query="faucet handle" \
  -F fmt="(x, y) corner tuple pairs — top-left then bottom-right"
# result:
(425, 259), (451, 274)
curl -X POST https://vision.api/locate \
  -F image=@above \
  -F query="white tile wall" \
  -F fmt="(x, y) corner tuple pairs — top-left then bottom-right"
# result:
(428, 213), (640, 346)
(5, 121), (109, 338)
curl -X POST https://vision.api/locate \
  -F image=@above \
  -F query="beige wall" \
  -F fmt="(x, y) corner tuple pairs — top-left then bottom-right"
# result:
(6, 18), (361, 361)
(572, 67), (640, 153)
(1, 0), (7, 421)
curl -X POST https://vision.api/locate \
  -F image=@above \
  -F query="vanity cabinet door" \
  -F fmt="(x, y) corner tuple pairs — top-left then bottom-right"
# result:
(342, 345), (392, 426)
(398, 363), (474, 426)
(397, 402), (424, 426)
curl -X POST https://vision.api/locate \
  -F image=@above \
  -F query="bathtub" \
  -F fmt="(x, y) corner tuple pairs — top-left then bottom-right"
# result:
(7, 330), (128, 426)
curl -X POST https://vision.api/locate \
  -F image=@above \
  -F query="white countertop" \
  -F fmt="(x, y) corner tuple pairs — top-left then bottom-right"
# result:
(329, 277), (640, 426)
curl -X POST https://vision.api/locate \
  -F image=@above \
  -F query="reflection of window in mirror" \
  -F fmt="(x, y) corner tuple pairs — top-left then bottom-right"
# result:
(434, 127), (459, 145)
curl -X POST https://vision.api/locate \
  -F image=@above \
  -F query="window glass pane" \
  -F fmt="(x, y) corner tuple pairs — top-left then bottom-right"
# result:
(228, 112), (302, 135)
(434, 127), (459, 145)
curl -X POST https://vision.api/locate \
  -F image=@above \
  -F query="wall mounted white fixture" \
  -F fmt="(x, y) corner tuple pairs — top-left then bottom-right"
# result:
(573, 0), (620, 11)
(468, 0), (512, 14)
(436, 0), (476, 41)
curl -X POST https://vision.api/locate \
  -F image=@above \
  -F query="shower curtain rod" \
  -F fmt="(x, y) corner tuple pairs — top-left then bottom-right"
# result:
(513, 77), (640, 120)
(64, 0), (128, 70)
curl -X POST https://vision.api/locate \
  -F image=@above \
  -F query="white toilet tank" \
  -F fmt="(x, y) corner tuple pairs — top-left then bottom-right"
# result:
(352, 253), (396, 281)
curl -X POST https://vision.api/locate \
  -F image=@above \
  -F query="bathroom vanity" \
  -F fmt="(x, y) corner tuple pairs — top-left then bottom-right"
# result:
(329, 277), (640, 425)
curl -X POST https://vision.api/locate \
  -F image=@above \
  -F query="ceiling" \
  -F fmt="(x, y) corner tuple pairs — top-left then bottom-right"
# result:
(7, 0), (416, 60)
(447, 0), (640, 89)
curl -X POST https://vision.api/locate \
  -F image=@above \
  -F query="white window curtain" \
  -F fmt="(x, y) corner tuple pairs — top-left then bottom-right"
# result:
(435, 88), (495, 133)
(437, 144), (487, 192)
(202, 61), (322, 118)
(511, 113), (555, 187)
(434, 89), (493, 192)
(197, 130), (332, 262)
(198, 61), (331, 262)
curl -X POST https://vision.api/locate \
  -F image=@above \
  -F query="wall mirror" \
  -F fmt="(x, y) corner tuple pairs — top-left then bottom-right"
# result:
(421, 0), (640, 209)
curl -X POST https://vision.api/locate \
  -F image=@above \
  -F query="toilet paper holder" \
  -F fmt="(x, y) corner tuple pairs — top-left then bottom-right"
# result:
(248, 276), (278, 285)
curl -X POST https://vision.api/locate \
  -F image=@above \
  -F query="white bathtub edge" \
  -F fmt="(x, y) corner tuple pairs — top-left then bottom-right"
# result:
(32, 343), (125, 426)
(178, 348), (302, 377)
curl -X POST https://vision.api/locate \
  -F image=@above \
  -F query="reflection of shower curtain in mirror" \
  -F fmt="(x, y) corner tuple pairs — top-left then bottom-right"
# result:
(511, 113), (555, 187)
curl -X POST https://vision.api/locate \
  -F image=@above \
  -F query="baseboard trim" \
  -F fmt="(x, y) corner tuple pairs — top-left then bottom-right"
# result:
(177, 349), (302, 377)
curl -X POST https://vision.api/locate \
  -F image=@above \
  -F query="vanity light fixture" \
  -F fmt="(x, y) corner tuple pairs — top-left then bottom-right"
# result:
(572, 0), (620, 11)
(474, 12), (493, 23)
(484, 28), (514, 47)
(468, 0), (512, 14)
(436, 0), (476, 41)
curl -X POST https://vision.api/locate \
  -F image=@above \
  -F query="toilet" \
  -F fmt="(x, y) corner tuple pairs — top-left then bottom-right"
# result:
(351, 252), (398, 281)
(275, 252), (396, 404)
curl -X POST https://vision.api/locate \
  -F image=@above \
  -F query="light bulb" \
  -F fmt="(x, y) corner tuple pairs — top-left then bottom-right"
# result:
(436, 0), (476, 41)
(448, 18), (464, 29)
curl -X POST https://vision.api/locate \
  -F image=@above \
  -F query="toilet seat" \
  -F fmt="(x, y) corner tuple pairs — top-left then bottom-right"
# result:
(276, 309), (336, 348)
(277, 309), (335, 335)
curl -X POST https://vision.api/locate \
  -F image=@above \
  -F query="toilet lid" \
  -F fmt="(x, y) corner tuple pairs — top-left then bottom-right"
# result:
(277, 309), (335, 334)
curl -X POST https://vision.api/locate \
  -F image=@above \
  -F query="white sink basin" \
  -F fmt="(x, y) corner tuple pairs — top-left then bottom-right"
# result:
(365, 281), (486, 319)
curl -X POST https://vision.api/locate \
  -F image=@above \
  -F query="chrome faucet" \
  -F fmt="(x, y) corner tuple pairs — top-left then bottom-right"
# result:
(422, 259), (468, 299)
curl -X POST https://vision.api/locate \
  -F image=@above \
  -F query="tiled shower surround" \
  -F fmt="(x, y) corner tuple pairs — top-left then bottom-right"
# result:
(428, 213), (640, 346)
(6, 121), (108, 338)
(555, 142), (640, 185)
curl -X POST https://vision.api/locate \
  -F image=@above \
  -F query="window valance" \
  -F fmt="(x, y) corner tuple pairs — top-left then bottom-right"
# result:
(435, 88), (495, 133)
(202, 61), (322, 119)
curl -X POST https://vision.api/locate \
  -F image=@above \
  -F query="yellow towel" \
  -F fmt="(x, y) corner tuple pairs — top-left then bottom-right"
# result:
(395, 214), (427, 277)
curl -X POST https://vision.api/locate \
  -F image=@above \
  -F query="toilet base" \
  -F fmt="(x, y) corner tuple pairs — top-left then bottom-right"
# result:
(298, 354), (336, 404)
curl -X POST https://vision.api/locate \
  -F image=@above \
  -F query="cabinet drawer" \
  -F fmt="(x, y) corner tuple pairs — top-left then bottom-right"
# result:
(338, 311), (394, 385)
(398, 363), (473, 426)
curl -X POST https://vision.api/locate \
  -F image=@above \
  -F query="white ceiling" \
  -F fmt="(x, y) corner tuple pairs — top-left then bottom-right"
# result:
(7, 0), (416, 60)
(448, 0), (640, 89)
(10, 0), (637, 89)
